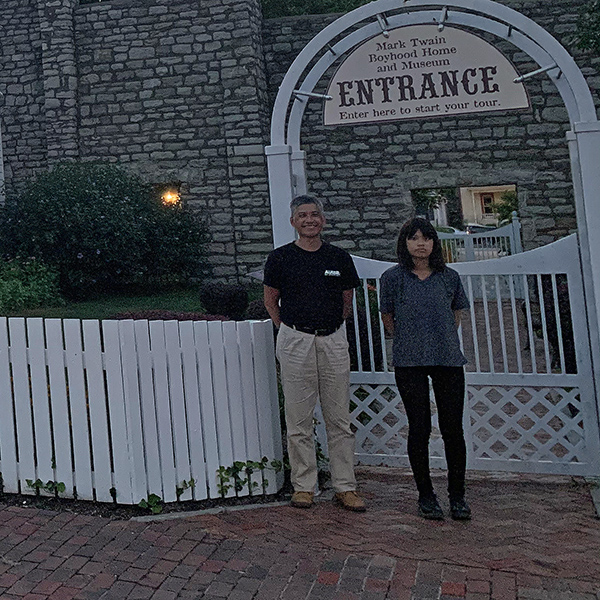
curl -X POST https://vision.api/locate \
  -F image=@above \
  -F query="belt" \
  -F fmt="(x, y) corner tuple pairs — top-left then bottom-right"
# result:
(286, 323), (341, 336)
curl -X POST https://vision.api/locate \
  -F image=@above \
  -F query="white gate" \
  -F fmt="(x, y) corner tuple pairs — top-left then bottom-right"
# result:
(347, 235), (600, 476)
(438, 217), (523, 263)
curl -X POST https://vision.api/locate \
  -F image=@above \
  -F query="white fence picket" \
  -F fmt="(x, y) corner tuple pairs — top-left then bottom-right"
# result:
(237, 321), (264, 496)
(132, 320), (162, 498)
(9, 318), (35, 494)
(45, 319), (74, 497)
(64, 319), (94, 500)
(194, 321), (222, 499)
(27, 318), (54, 494)
(207, 321), (236, 498)
(102, 320), (134, 504)
(252, 321), (284, 494)
(149, 321), (177, 503)
(82, 320), (113, 503)
(0, 318), (18, 493)
(222, 322), (249, 495)
(179, 321), (208, 501)
(119, 320), (149, 502)
(164, 320), (193, 501)
(0, 318), (283, 504)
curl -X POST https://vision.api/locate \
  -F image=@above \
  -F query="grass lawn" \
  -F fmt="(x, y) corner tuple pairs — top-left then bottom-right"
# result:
(4, 288), (206, 321)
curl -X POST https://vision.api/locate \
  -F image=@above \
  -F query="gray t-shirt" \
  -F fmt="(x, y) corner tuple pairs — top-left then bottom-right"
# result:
(379, 265), (470, 367)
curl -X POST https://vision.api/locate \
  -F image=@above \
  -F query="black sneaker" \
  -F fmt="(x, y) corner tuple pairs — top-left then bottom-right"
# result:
(449, 497), (472, 520)
(418, 495), (444, 520)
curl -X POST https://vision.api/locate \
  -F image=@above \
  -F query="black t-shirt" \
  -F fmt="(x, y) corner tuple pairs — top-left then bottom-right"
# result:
(263, 242), (360, 330)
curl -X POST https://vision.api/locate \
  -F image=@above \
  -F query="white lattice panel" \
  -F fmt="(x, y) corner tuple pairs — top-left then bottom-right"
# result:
(348, 382), (596, 475)
(350, 383), (446, 468)
(468, 385), (587, 467)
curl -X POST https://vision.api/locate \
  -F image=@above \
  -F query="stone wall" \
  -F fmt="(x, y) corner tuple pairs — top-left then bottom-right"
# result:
(0, 0), (598, 278)
(75, 0), (270, 278)
(0, 1), (47, 192)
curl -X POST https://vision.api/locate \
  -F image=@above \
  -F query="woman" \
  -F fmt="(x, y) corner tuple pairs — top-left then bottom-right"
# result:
(379, 217), (471, 521)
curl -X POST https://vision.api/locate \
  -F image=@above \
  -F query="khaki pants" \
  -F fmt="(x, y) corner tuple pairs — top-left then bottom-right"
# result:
(276, 323), (357, 493)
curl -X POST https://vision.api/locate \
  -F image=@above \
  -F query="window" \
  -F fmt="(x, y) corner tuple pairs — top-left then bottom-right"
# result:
(480, 193), (495, 215)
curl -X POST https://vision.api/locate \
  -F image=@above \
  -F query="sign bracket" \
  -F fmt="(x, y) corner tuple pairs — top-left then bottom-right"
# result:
(514, 63), (560, 83)
(376, 14), (390, 37)
(437, 6), (449, 31)
(292, 90), (333, 101)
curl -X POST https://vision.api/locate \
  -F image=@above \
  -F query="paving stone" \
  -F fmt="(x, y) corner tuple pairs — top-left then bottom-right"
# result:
(0, 470), (598, 599)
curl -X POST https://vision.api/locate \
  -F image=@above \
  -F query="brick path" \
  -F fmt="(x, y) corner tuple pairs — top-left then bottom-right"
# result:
(0, 467), (598, 600)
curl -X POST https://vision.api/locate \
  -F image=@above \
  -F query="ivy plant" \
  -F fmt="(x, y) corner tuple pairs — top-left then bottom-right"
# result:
(138, 493), (164, 514)
(217, 457), (284, 497)
(176, 478), (196, 501)
(26, 478), (66, 497)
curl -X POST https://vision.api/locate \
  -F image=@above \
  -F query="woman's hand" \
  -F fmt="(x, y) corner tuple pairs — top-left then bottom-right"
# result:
(454, 309), (465, 329)
(381, 313), (394, 337)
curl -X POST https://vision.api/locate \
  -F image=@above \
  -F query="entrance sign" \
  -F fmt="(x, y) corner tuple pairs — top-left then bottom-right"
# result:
(324, 25), (529, 125)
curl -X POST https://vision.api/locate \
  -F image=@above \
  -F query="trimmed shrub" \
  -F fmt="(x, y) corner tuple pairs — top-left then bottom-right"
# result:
(0, 258), (64, 312)
(245, 298), (271, 321)
(108, 310), (229, 321)
(198, 282), (249, 320)
(0, 162), (209, 300)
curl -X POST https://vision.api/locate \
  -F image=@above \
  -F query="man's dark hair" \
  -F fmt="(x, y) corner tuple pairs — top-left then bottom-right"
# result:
(290, 195), (324, 217)
(396, 217), (446, 272)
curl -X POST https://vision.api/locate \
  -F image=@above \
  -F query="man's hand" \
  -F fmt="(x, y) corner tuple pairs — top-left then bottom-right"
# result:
(264, 285), (282, 327)
(342, 289), (354, 320)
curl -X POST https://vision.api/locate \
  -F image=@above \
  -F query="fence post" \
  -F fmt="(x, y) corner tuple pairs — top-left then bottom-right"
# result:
(510, 211), (523, 254)
(464, 235), (476, 261)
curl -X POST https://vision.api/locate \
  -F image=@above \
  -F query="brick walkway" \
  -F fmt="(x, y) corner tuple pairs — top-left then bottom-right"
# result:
(0, 467), (599, 600)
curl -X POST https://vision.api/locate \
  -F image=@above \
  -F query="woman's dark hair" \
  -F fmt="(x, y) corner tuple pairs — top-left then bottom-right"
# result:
(396, 217), (446, 272)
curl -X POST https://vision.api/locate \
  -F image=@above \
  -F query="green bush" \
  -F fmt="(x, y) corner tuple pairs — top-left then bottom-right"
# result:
(0, 162), (209, 300)
(0, 258), (64, 312)
(577, 0), (600, 54)
(491, 190), (518, 224)
(145, 201), (210, 291)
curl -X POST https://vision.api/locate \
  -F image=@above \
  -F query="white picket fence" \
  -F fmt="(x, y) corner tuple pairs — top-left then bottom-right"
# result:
(438, 217), (523, 263)
(0, 317), (283, 504)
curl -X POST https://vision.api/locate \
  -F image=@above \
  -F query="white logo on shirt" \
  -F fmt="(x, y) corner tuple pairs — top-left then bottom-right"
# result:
(324, 270), (341, 276)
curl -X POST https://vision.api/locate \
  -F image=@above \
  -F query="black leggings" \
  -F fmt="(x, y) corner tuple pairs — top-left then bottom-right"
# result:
(394, 366), (467, 500)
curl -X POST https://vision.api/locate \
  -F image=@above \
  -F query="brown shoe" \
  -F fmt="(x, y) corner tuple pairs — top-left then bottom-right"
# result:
(291, 491), (314, 508)
(335, 491), (366, 512)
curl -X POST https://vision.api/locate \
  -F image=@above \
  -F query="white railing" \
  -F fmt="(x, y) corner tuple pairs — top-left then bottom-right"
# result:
(438, 215), (523, 263)
(0, 318), (283, 504)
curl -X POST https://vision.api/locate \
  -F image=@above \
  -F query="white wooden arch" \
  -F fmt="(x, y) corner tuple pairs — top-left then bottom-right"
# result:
(265, 0), (600, 404)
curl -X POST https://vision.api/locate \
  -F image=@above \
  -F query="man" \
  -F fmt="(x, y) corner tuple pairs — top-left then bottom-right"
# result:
(263, 195), (366, 512)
